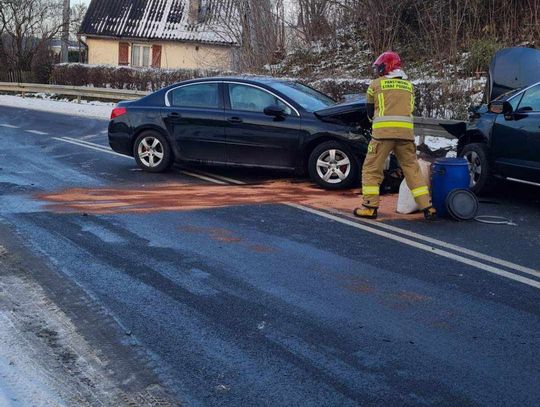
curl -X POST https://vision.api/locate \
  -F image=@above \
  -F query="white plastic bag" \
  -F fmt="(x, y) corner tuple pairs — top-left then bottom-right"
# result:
(396, 159), (431, 214)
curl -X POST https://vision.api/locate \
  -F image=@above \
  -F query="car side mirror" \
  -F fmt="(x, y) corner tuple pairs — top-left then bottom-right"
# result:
(264, 105), (287, 118)
(488, 100), (513, 117)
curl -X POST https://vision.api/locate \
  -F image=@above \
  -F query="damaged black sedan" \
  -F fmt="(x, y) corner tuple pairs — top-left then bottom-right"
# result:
(108, 77), (370, 189)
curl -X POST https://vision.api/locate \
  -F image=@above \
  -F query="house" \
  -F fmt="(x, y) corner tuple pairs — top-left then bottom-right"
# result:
(78, 0), (239, 70)
(49, 39), (84, 62)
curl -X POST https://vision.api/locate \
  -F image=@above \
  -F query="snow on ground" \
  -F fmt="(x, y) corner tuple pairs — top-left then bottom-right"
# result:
(417, 135), (458, 151)
(0, 271), (129, 406)
(0, 94), (113, 120)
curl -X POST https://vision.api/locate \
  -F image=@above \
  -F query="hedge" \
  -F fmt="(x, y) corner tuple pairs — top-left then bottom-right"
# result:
(50, 64), (486, 119)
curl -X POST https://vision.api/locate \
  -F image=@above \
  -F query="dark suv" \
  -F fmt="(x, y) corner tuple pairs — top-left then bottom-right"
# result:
(458, 81), (540, 194)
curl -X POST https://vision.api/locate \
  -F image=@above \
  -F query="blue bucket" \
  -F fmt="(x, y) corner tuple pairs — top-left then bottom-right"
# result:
(431, 158), (470, 217)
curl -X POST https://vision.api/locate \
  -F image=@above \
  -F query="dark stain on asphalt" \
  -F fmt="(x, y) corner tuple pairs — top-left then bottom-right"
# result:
(179, 225), (242, 243)
(179, 224), (279, 253)
(345, 282), (376, 294)
(394, 291), (432, 303)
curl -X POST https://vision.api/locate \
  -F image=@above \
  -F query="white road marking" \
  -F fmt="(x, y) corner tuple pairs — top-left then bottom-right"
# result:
(287, 204), (540, 290)
(179, 170), (228, 185)
(25, 130), (49, 135)
(80, 134), (101, 141)
(62, 137), (109, 149)
(1, 124), (19, 128)
(192, 170), (246, 185)
(53, 138), (229, 185)
(52, 137), (129, 158)
(350, 215), (540, 278)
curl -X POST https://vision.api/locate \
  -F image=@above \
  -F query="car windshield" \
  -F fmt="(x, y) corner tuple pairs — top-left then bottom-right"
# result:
(494, 88), (522, 101)
(268, 82), (335, 112)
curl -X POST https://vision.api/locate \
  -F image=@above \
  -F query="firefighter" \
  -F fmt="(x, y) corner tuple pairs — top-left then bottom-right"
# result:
(354, 51), (437, 221)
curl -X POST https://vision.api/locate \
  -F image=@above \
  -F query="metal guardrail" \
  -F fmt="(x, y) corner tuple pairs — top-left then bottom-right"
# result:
(0, 82), (465, 140)
(0, 82), (148, 102)
(414, 117), (465, 142)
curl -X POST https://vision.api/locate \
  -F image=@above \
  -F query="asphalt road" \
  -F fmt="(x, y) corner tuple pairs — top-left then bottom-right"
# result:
(1, 105), (539, 406)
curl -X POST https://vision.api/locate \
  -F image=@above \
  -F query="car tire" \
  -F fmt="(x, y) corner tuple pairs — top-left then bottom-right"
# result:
(460, 143), (494, 195)
(308, 141), (359, 190)
(133, 131), (174, 173)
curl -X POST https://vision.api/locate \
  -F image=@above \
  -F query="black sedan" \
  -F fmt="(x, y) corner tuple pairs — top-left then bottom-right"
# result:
(458, 81), (540, 193)
(108, 77), (370, 189)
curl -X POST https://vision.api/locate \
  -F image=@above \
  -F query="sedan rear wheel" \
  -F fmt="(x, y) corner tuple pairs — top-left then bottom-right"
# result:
(309, 141), (359, 190)
(134, 131), (173, 173)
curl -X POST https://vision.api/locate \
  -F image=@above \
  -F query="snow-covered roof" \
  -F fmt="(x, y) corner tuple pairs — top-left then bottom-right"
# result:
(79, 0), (239, 46)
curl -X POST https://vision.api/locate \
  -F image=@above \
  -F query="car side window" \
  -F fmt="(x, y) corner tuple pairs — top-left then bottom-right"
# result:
(169, 83), (220, 109)
(517, 85), (540, 112)
(229, 84), (292, 115)
(508, 93), (523, 111)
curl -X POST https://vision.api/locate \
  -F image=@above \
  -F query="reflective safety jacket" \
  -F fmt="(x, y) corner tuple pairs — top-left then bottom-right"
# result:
(366, 77), (415, 141)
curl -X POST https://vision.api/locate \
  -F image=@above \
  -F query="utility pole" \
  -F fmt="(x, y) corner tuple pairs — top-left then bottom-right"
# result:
(61, 0), (70, 63)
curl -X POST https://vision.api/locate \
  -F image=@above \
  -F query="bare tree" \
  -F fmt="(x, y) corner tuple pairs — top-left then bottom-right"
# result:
(297, 0), (332, 42)
(0, 0), (64, 80)
(70, 1), (87, 37)
(60, 0), (69, 62)
(211, 0), (287, 71)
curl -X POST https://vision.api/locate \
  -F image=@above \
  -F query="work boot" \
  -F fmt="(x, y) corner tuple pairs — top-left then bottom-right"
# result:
(423, 207), (438, 222)
(354, 207), (378, 219)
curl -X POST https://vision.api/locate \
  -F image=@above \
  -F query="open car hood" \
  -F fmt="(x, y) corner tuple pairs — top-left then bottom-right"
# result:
(489, 47), (540, 101)
(314, 95), (369, 128)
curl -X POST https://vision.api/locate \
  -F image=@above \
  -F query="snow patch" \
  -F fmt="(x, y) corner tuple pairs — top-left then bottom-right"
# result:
(0, 94), (113, 120)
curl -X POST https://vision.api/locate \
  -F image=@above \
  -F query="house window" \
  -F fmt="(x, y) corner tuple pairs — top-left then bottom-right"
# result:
(131, 44), (151, 67)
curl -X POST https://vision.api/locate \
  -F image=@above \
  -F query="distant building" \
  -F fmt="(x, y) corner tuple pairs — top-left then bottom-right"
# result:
(49, 39), (81, 56)
(78, 0), (239, 70)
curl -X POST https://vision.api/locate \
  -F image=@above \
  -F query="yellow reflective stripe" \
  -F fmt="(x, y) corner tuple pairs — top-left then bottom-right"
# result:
(372, 121), (414, 130)
(363, 186), (380, 195)
(380, 79), (414, 93)
(373, 115), (413, 124)
(378, 93), (385, 117)
(411, 186), (430, 198)
(367, 87), (374, 96)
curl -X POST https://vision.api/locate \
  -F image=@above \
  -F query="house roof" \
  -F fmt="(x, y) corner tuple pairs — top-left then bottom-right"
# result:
(79, 0), (239, 46)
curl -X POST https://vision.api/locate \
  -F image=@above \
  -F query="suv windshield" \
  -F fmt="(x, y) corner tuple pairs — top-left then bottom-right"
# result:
(268, 82), (335, 112)
(494, 88), (522, 101)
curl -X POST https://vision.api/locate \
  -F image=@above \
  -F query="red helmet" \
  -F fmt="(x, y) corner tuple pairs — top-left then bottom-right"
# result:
(373, 51), (402, 76)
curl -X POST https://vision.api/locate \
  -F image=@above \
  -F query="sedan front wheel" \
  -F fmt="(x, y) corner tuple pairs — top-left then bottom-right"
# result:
(308, 141), (359, 190)
(460, 143), (494, 195)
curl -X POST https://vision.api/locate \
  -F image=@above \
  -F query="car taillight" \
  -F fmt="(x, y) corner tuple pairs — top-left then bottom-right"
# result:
(111, 107), (127, 119)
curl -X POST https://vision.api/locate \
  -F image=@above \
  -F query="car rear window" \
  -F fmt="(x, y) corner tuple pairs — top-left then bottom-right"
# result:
(169, 83), (220, 109)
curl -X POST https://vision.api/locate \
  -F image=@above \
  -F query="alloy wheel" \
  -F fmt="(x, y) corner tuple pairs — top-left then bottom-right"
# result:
(138, 137), (164, 168)
(316, 149), (351, 184)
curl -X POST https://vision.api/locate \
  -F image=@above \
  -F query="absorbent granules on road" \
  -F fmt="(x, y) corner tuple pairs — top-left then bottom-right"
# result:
(37, 180), (423, 221)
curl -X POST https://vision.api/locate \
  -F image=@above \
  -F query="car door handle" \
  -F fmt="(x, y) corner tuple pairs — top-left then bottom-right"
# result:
(168, 112), (182, 118)
(227, 117), (243, 124)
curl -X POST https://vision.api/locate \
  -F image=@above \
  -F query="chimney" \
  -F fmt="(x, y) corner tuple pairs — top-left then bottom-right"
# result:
(188, 0), (200, 25)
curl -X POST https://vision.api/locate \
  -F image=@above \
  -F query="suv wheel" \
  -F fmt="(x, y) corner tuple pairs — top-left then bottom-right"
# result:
(460, 143), (494, 194)
(133, 131), (173, 173)
(308, 141), (359, 190)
